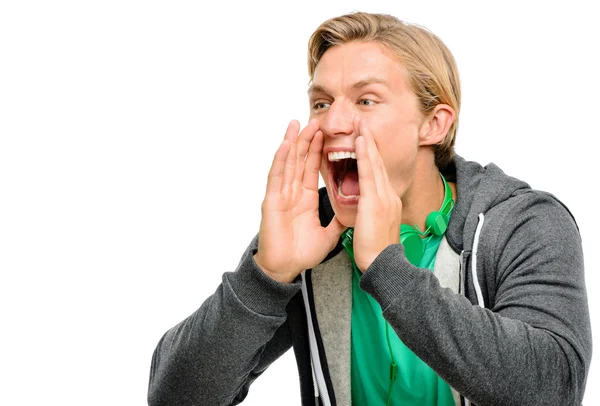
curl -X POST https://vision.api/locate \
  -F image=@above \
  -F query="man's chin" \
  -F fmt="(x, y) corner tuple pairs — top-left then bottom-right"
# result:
(330, 203), (357, 228)
(325, 185), (358, 227)
(338, 215), (355, 228)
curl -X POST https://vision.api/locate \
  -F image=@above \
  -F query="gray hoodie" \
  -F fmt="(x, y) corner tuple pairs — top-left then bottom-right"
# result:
(148, 155), (592, 406)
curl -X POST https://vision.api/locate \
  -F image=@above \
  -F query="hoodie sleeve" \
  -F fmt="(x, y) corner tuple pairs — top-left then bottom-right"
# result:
(147, 235), (302, 406)
(359, 192), (592, 405)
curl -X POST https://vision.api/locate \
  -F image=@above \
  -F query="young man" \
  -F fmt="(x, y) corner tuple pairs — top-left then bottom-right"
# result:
(148, 12), (591, 405)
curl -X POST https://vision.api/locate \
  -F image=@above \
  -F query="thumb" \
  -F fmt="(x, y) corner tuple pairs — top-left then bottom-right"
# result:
(325, 216), (347, 250)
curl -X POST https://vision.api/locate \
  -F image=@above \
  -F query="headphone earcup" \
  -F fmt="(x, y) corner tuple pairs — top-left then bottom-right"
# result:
(400, 224), (424, 266)
(425, 211), (449, 236)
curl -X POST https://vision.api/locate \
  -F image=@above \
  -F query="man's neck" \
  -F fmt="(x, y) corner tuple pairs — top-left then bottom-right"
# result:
(401, 159), (447, 232)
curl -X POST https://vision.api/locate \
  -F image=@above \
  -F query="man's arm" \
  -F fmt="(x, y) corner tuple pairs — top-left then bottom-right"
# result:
(148, 118), (345, 405)
(148, 236), (301, 406)
(360, 194), (592, 405)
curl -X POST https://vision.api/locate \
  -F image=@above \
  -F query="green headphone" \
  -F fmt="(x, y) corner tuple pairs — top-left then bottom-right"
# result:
(400, 173), (454, 266)
(340, 173), (454, 267)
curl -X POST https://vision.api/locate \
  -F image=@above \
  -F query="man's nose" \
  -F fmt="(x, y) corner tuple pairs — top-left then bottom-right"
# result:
(320, 101), (355, 138)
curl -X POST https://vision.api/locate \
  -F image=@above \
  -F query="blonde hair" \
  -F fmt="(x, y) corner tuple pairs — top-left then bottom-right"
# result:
(308, 12), (461, 170)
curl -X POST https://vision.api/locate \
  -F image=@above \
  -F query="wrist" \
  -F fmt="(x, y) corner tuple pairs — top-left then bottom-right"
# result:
(253, 254), (297, 284)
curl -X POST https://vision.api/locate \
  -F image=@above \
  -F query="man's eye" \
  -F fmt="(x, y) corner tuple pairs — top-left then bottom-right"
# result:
(313, 102), (330, 110)
(359, 99), (375, 106)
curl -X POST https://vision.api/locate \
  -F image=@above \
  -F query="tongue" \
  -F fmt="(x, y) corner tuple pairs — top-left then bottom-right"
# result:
(340, 171), (360, 196)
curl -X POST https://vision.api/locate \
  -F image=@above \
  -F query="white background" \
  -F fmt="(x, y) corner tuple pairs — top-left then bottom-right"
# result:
(1, 1), (598, 405)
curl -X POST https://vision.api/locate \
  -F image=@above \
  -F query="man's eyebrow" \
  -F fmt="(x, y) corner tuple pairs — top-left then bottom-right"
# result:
(351, 77), (390, 90)
(307, 78), (390, 95)
(307, 84), (329, 96)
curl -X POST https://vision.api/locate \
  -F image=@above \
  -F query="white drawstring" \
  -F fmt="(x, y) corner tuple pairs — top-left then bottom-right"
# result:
(471, 213), (486, 308)
(461, 213), (487, 406)
(300, 271), (331, 405)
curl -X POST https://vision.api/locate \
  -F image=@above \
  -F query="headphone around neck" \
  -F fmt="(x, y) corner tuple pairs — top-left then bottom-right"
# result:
(400, 173), (454, 266)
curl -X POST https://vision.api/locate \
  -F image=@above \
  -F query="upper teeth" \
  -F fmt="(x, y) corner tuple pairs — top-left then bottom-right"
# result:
(328, 151), (356, 161)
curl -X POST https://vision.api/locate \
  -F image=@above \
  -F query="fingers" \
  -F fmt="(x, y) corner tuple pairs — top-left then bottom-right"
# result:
(325, 216), (347, 250)
(355, 136), (377, 196)
(266, 120), (298, 195)
(295, 119), (320, 185)
(302, 130), (324, 190)
(266, 119), (322, 195)
(355, 117), (381, 197)
(266, 139), (291, 194)
(296, 118), (320, 162)
(359, 118), (387, 193)
(282, 120), (300, 190)
(355, 118), (391, 197)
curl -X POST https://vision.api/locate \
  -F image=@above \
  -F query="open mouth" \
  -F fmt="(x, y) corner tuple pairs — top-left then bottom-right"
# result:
(328, 151), (360, 199)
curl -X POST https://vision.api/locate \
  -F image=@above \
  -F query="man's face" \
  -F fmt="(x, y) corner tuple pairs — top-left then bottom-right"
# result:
(309, 41), (426, 227)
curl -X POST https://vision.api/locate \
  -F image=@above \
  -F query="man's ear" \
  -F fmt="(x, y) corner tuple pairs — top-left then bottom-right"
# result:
(418, 103), (456, 146)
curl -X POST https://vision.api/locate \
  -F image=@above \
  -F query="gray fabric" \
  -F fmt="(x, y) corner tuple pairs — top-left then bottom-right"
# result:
(433, 236), (461, 406)
(311, 251), (352, 406)
(148, 155), (592, 406)
(148, 235), (301, 405)
(433, 236), (460, 295)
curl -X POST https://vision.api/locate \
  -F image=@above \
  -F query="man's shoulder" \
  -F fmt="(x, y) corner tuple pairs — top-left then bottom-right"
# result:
(483, 188), (580, 245)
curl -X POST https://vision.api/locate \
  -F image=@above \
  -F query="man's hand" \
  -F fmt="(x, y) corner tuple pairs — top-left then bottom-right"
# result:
(352, 118), (403, 272)
(254, 119), (346, 283)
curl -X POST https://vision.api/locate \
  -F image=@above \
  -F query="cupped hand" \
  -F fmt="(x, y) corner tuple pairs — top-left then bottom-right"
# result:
(352, 118), (404, 272)
(254, 119), (346, 283)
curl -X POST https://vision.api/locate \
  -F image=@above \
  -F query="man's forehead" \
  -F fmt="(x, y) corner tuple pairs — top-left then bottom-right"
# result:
(307, 77), (391, 95)
(308, 43), (407, 95)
